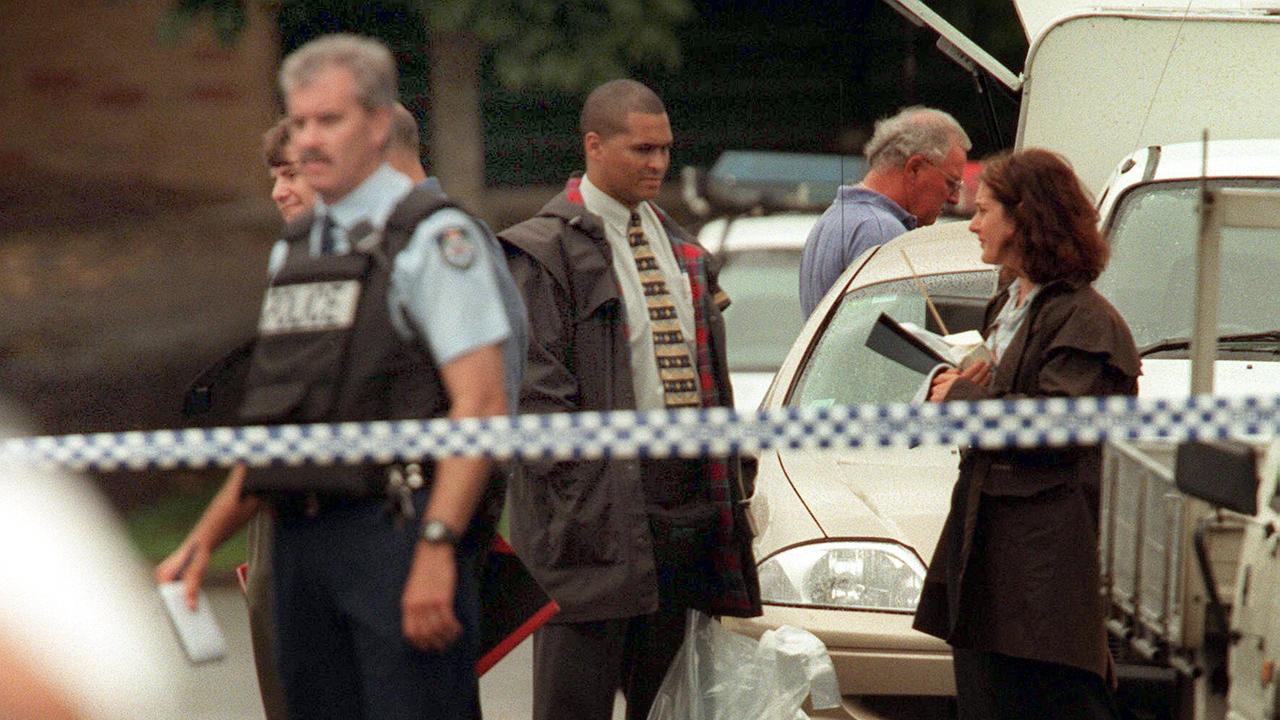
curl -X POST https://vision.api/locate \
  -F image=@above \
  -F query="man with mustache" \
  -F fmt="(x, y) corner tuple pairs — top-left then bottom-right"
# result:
(499, 79), (762, 720)
(161, 34), (512, 720)
(253, 33), (511, 719)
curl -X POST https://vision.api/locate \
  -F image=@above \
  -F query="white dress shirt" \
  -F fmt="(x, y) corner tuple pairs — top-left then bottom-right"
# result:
(579, 174), (700, 410)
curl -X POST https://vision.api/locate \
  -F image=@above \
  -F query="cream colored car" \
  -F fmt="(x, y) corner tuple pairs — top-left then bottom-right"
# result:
(724, 221), (995, 720)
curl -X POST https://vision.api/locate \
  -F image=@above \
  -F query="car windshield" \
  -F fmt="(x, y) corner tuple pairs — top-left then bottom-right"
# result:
(719, 248), (805, 372)
(1095, 179), (1280, 350)
(788, 271), (996, 408)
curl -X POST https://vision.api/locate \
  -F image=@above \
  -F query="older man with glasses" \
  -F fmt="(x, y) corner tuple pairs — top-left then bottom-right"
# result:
(800, 106), (971, 317)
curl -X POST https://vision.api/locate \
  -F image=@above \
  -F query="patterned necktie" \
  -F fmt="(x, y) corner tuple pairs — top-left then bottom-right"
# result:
(627, 211), (701, 408)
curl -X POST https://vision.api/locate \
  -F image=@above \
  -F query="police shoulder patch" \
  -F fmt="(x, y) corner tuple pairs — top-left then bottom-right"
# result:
(437, 225), (476, 269)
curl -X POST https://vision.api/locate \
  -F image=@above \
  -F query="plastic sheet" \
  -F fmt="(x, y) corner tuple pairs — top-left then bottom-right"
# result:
(647, 610), (840, 720)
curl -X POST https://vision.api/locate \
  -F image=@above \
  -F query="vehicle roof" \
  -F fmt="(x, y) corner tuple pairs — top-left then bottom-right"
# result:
(1018, 12), (1280, 195)
(695, 212), (819, 255)
(1013, 0), (1280, 40)
(1099, 139), (1280, 219)
(839, 220), (987, 292)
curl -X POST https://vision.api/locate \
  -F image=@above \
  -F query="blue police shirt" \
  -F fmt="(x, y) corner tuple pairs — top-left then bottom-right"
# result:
(799, 186), (918, 317)
(415, 179), (527, 412)
(267, 164), (512, 384)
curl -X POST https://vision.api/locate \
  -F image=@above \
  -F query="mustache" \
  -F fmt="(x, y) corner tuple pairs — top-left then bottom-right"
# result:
(298, 149), (331, 165)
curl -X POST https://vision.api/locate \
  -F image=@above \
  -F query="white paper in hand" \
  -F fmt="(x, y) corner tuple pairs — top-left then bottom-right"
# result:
(157, 581), (227, 664)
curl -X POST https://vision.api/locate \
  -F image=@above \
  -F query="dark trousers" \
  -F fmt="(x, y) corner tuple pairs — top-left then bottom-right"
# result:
(532, 460), (709, 720)
(952, 648), (1119, 720)
(272, 496), (480, 720)
(245, 510), (288, 720)
(531, 600), (687, 720)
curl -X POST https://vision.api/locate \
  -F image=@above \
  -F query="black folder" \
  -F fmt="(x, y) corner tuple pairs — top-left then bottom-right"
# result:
(865, 312), (952, 375)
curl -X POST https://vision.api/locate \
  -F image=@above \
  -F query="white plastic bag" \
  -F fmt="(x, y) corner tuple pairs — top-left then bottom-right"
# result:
(647, 610), (840, 720)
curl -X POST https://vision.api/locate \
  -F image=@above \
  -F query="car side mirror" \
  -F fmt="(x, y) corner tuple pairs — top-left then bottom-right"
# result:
(1175, 441), (1259, 515)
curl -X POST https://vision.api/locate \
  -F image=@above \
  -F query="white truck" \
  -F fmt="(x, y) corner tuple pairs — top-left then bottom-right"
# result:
(885, 2), (1280, 717)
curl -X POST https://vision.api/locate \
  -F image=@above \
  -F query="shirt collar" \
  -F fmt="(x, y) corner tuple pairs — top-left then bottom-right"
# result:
(837, 185), (918, 230)
(579, 174), (646, 235)
(1004, 277), (1041, 310)
(313, 163), (413, 231)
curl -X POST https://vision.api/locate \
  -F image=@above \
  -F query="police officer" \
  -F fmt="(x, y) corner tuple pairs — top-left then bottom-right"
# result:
(245, 34), (511, 719)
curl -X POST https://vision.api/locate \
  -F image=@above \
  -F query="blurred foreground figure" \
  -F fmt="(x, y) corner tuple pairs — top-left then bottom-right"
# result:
(499, 79), (761, 720)
(0, 450), (176, 719)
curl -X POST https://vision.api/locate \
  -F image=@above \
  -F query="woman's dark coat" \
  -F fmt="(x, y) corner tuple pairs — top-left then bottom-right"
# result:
(912, 278), (1141, 680)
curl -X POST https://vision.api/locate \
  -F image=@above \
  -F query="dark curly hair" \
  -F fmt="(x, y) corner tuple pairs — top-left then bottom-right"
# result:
(980, 148), (1107, 284)
(261, 117), (292, 169)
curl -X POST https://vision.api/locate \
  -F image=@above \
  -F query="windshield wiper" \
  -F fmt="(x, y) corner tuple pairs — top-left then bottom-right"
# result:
(1139, 331), (1280, 357)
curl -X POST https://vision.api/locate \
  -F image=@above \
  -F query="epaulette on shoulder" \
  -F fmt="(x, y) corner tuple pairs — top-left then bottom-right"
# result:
(386, 185), (458, 236)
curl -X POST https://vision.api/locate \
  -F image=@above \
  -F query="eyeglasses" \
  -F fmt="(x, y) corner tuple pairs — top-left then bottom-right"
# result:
(925, 159), (964, 195)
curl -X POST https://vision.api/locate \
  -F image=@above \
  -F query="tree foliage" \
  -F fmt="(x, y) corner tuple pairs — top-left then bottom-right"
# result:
(161, 0), (693, 93)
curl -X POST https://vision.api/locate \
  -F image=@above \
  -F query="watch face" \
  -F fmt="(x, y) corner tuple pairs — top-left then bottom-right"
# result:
(421, 520), (456, 545)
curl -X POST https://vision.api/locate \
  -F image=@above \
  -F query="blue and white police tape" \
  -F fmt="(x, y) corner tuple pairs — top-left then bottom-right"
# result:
(0, 393), (1275, 473)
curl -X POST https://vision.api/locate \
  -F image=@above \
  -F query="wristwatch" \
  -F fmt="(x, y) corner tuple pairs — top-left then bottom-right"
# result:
(419, 519), (458, 547)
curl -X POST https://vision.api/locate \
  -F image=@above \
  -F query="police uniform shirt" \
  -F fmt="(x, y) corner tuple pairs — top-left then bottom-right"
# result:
(267, 163), (511, 368)
(579, 174), (699, 411)
(417, 177), (528, 412)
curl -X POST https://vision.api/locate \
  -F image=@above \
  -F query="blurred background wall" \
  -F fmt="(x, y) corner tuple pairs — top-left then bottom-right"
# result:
(0, 0), (277, 198)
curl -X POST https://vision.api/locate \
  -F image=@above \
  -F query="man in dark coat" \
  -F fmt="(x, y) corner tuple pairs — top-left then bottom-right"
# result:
(498, 79), (762, 720)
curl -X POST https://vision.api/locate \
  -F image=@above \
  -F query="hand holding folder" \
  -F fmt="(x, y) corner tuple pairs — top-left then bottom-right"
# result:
(866, 313), (992, 375)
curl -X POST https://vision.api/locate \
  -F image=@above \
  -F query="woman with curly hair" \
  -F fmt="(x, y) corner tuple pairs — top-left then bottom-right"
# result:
(913, 148), (1141, 719)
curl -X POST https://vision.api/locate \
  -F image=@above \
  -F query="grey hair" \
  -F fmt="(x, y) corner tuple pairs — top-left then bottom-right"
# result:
(863, 106), (972, 170)
(389, 102), (420, 154)
(279, 34), (397, 110)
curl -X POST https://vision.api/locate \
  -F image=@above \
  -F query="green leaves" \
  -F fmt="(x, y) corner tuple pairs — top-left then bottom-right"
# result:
(163, 0), (693, 90)
(481, 0), (693, 91)
(158, 0), (249, 46)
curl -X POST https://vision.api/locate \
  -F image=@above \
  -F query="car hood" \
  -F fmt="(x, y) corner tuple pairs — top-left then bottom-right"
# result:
(1139, 357), (1280, 399)
(776, 445), (960, 562)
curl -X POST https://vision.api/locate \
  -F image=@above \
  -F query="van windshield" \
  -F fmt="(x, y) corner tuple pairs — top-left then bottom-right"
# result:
(1095, 179), (1280, 350)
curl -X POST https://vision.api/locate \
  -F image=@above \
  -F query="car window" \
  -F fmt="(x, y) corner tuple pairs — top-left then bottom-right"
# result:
(1095, 179), (1280, 349)
(719, 249), (804, 372)
(788, 271), (996, 408)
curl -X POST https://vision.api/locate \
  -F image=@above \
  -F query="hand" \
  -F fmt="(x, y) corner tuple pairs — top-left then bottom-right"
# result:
(154, 540), (210, 611)
(401, 542), (461, 652)
(928, 361), (991, 401)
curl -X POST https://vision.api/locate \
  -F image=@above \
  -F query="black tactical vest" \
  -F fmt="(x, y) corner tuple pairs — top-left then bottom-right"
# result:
(237, 188), (456, 498)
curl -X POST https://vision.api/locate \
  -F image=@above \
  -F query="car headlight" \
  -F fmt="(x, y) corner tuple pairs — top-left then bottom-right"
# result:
(758, 541), (925, 612)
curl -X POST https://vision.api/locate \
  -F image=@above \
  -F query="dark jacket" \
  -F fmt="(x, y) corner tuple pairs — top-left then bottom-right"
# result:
(497, 179), (762, 623)
(912, 278), (1141, 680)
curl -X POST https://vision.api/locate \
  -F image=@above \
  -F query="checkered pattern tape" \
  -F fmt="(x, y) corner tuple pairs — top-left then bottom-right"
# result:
(0, 394), (1275, 473)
